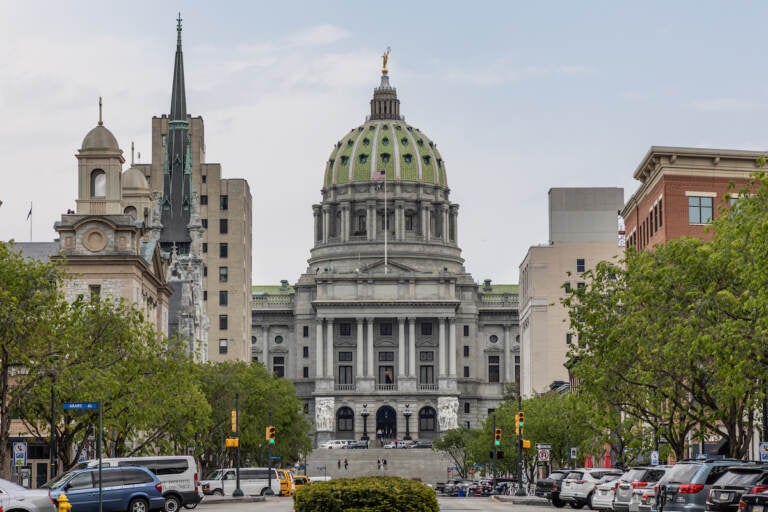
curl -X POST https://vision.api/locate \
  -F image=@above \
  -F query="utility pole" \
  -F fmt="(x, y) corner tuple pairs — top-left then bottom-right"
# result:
(492, 414), (497, 477)
(233, 393), (243, 497)
(268, 410), (273, 492)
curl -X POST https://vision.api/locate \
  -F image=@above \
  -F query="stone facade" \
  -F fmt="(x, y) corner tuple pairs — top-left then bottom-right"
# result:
(252, 70), (518, 445)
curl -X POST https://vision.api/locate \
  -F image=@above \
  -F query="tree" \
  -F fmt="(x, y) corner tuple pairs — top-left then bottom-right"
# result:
(433, 428), (480, 479)
(0, 241), (62, 477)
(19, 297), (211, 470)
(196, 361), (311, 474)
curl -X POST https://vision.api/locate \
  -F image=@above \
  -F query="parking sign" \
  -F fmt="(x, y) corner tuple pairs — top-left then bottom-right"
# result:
(13, 442), (26, 466)
(759, 442), (768, 462)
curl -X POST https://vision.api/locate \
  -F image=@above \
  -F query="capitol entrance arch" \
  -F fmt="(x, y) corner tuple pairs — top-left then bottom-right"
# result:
(376, 405), (397, 440)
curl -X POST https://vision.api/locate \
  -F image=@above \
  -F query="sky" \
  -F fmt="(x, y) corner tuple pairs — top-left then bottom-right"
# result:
(3, 1), (768, 285)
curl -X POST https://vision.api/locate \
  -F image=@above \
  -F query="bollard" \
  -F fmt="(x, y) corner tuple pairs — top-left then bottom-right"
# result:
(57, 493), (72, 512)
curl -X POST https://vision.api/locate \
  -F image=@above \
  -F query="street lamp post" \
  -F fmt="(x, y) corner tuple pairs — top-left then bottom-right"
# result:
(360, 404), (370, 441)
(403, 404), (412, 441)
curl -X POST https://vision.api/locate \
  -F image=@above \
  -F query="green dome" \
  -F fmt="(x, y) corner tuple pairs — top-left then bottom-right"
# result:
(324, 120), (446, 188)
(323, 73), (447, 188)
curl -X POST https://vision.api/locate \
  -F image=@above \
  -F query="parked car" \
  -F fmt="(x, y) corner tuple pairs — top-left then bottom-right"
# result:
(737, 488), (768, 512)
(0, 478), (56, 512)
(293, 475), (310, 492)
(592, 473), (624, 511)
(409, 440), (433, 449)
(657, 459), (750, 512)
(44, 466), (165, 512)
(344, 440), (369, 449)
(638, 486), (658, 512)
(319, 440), (349, 449)
(629, 468), (672, 512)
(705, 464), (768, 512)
(560, 468), (625, 509)
(615, 467), (671, 512)
(535, 469), (570, 507)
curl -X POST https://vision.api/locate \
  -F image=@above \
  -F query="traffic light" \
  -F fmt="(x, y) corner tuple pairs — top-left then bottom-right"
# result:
(231, 410), (237, 432)
(518, 411), (524, 433)
(267, 425), (276, 444)
(514, 413), (520, 435)
(522, 439), (531, 449)
(494, 428), (502, 446)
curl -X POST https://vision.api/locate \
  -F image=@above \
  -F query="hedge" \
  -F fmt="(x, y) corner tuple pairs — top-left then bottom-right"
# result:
(293, 476), (439, 512)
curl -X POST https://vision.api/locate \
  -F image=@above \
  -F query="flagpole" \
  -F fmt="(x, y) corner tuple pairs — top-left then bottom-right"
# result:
(28, 201), (32, 242)
(383, 171), (388, 274)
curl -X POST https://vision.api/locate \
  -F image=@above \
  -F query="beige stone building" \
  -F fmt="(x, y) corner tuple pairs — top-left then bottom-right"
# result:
(518, 188), (623, 397)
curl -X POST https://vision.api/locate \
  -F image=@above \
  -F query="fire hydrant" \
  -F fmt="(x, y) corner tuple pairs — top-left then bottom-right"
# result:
(56, 493), (72, 512)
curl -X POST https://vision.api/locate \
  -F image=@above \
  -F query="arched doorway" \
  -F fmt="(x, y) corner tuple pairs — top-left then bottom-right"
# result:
(418, 406), (437, 439)
(336, 407), (354, 439)
(376, 405), (397, 440)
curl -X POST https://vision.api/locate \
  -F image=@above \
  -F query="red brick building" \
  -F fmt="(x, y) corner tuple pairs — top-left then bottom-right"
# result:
(622, 146), (763, 250)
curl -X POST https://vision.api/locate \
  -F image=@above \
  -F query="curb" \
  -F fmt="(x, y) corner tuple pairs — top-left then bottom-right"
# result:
(199, 495), (268, 504)
(491, 495), (551, 506)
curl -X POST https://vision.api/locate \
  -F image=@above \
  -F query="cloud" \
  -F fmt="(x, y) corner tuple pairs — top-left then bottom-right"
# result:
(445, 61), (592, 86)
(687, 98), (768, 112)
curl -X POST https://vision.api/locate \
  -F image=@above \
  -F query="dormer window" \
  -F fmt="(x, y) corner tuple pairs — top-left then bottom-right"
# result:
(401, 138), (408, 146)
(340, 156), (349, 165)
(382, 137), (390, 146)
(369, 125), (375, 131)
(359, 154), (368, 164)
(381, 153), (390, 163)
(403, 154), (413, 164)
(417, 138), (424, 146)
(383, 124), (389, 130)
(423, 155), (431, 165)
(347, 139), (354, 146)
(363, 138), (370, 146)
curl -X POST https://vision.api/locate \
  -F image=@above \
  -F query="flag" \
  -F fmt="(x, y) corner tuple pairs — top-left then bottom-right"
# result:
(373, 170), (386, 180)
(26, 204), (32, 220)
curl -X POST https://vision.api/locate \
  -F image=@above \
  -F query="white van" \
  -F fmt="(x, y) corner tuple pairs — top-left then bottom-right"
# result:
(200, 467), (280, 496)
(72, 456), (201, 512)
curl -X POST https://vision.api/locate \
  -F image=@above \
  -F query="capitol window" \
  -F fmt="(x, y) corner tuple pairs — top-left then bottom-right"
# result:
(379, 322), (393, 336)
(339, 323), (351, 336)
(421, 322), (433, 336)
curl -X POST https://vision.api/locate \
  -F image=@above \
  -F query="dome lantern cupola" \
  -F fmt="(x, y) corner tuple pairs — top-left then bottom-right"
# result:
(369, 47), (400, 121)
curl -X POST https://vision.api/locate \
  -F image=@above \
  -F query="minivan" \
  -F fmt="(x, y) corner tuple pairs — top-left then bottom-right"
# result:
(72, 456), (201, 512)
(44, 466), (165, 512)
(199, 467), (280, 496)
(657, 459), (750, 512)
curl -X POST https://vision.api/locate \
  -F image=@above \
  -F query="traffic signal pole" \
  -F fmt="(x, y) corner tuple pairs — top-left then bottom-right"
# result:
(233, 393), (243, 497)
(492, 414), (497, 478)
(516, 395), (526, 496)
(268, 410), (273, 492)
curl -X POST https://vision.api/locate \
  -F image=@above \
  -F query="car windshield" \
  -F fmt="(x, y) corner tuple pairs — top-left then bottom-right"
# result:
(623, 469), (649, 482)
(550, 472), (567, 481)
(600, 474), (622, 483)
(566, 472), (584, 479)
(659, 464), (701, 484)
(205, 470), (223, 480)
(40, 471), (73, 489)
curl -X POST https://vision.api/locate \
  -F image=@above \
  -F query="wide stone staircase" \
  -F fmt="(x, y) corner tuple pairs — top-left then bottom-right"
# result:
(305, 445), (456, 486)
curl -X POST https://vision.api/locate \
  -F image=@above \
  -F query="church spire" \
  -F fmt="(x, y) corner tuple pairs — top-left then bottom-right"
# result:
(170, 12), (187, 121)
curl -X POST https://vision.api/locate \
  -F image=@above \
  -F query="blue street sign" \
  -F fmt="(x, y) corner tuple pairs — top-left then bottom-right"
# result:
(63, 402), (99, 410)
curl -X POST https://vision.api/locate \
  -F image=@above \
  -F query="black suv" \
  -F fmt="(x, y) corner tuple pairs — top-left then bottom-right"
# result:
(657, 459), (750, 512)
(705, 464), (768, 512)
(536, 469), (569, 507)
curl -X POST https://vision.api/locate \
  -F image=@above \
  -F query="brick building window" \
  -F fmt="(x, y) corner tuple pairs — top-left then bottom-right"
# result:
(219, 266), (228, 282)
(218, 339), (228, 354)
(219, 315), (228, 330)
(688, 196), (713, 224)
(576, 258), (585, 273)
(220, 195), (229, 210)
(220, 218), (228, 234)
(219, 243), (228, 258)
(219, 290), (228, 306)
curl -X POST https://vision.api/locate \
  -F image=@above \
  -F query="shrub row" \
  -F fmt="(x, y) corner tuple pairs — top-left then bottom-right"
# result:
(293, 476), (438, 512)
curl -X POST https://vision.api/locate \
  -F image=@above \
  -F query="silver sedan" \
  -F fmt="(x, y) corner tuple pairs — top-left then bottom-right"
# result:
(0, 478), (56, 512)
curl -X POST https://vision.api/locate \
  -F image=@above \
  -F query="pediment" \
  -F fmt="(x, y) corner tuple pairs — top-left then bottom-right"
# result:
(360, 259), (418, 273)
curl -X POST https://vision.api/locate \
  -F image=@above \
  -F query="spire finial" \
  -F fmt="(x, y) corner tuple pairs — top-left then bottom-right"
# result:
(98, 96), (103, 126)
(382, 46), (391, 75)
(131, 142), (135, 166)
(176, 12), (183, 47)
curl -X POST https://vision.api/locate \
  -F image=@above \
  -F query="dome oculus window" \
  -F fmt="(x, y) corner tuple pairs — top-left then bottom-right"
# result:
(347, 139), (354, 146)
(383, 124), (389, 130)
(423, 155), (431, 165)
(395, 125), (402, 130)
(417, 138), (424, 146)
(401, 138), (408, 146)
(489, 334), (499, 344)
(362, 138), (370, 146)
(274, 335), (284, 344)
(340, 156), (349, 165)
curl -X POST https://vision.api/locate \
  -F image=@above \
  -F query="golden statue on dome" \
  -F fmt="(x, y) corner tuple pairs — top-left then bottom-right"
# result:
(382, 46), (391, 74)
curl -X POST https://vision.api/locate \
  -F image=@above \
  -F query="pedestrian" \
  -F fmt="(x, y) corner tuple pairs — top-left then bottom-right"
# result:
(383, 458), (387, 470)
(337, 459), (341, 469)
(344, 458), (349, 471)
(377, 458), (382, 471)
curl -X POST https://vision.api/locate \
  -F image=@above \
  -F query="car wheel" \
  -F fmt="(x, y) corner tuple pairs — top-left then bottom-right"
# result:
(165, 495), (182, 512)
(572, 501), (585, 509)
(588, 493), (595, 510)
(182, 503), (199, 510)
(129, 498), (150, 512)
(553, 496), (566, 508)
(212, 489), (223, 496)
(261, 488), (275, 496)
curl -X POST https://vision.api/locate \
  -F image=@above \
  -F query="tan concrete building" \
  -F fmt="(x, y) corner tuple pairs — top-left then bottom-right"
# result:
(518, 188), (623, 397)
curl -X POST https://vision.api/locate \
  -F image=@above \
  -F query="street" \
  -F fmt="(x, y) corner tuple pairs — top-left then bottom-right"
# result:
(197, 495), (556, 511)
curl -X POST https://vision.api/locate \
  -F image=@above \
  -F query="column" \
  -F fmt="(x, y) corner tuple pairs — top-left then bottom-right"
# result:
(367, 202), (376, 241)
(438, 317), (446, 377)
(449, 318), (456, 378)
(398, 317), (406, 378)
(421, 202), (431, 240)
(366, 318), (375, 378)
(442, 203), (450, 241)
(312, 206), (321, 244)
(322, 204), (330, 244)
(451, 205), (459, 243)
(341, 202), (350, 242)
(356, 318), (364, 380)
(408, 318), (416, 378)
(261, 325), (269, 369)
(504, 324), (513, 382)
(315, 320), (324, 378)
(326, 318), (335, 379)
(395, 200), (404, 241)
